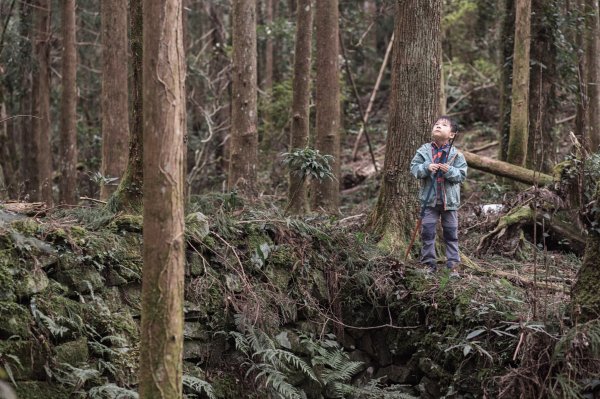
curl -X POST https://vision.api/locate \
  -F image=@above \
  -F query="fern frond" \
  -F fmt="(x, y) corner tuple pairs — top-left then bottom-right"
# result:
(183, 375), (217, 399)
(256, 348), (319, 383)
(88, 383), (139, 399)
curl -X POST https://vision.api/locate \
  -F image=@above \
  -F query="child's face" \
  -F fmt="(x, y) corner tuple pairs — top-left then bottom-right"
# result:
(431, 118), (455, 143)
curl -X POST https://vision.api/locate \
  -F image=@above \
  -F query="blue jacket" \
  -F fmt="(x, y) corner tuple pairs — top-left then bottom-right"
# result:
(409, 143), (468, 211)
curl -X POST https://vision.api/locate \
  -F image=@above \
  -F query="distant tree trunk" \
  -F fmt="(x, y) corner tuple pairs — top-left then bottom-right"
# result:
(138, 0), (186, 397)
(506, 0), (531, 167)
(572, 184), (600, 322)
(527, 0), (557, 173)
(109, 0), (143, 213)
(228, 0), (258, 194)
(100, 0), (129, 200)
(312, 0), (340, 212)
(586, 0), (600, 151)
(263, 0), (274, 91)
(0, 95), (17, 198)
(367, 0), (441, 250)
(31, 0), (52, 204)
(575, 2), (588, 144)
(287, 0), (312, 215)
(20, 1), (33, 200)
(58, 0), (77, 205)
(498, 0), (515, 162)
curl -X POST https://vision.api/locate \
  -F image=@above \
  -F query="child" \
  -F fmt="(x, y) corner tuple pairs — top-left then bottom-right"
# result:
(409, 116), (468, 276)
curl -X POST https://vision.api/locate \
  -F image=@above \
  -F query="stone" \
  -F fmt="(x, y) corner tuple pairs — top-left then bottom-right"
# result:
(0, 302), (32, 338)
(54, 337), (89, 365)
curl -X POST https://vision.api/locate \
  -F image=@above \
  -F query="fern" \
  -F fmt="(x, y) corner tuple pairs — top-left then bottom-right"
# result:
(250, 363), (303, 399)
(255, 348), (319, 383)
(183, 375), (216, 399)
(53, 363), (100, 387)
(88, 383), (139, 399)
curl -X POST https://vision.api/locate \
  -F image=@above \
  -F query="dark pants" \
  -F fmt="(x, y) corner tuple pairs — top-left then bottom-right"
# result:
(420, 205), (459, 269)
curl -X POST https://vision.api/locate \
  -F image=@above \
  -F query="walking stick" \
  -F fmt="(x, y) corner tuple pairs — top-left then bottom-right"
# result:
(405, 133), (458, 260)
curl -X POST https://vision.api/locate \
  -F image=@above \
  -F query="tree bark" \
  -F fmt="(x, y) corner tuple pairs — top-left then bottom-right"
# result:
(463, 150), (553, 186)
(506, 0), (531, 167)
(263, 0), (274, 92)
(527, 0), (557, 173)
(572, 185), (600, 322)
(31, 0), (52, 205)
(585, 0), (600, 151)
(100, 0), (129, 200)
(367, 0), (442, 251)
(17, 1), (32, 198)
(109, 0), (143, 213)
(138, 0), (186, 397)
(59, 0), (77, 205)
(498, 0), (515, 162)
(228, 0), (258, 195)
(287, 0), (312, 215)
(312, 0), (340, 212)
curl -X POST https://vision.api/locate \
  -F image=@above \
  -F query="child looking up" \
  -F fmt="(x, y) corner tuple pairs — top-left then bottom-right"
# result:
(409, 116), (468, 276)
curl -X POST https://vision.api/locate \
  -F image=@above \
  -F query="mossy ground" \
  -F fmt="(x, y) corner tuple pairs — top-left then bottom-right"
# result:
(0, 190), (592, 398)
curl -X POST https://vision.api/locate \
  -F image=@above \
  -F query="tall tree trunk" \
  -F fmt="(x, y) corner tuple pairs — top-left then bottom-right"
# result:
(312, 0), (340, 212)
(498, 0), (515, 162)
(109, 0), (143, 213)
(585, 0), (600, 151)
(506, 0), (531, 167)
(228, 0), (258, 194)
(19, 1), (32, 200)
(138, 0), (186, 397)
(100, 0), (129, 200)
(287, 0), (312, 215)
(572, 184), (600, 322)
(367, 0), (442, 250)
(527, 0), (557, 173)
(575, 2), (588, 144)
(59, 0), (77, 205)
(31, 0), (52, 204)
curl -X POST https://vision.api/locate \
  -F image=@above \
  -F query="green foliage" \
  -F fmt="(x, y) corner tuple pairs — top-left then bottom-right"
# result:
(183, 375), (217, 399)
(282, 147), (336, 183)
(88, 383), (139, 399)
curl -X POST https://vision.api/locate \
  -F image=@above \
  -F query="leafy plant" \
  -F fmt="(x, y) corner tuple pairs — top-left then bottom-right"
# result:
(183, 375), (216, 399)
(282, 147), (336, 183)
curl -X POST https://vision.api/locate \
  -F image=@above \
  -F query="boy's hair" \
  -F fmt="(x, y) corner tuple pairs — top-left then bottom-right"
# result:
(435, 115), (459, 133)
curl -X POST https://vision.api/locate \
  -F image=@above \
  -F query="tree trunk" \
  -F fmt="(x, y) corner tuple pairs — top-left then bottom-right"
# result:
(100, 0), (129, 200)
(287, 0), (312, 215)
(59, 0), (77, 205)
(574, 1), (588, 144)
(312, 0), (340, 212)
(585, 0), (600, 151)
(263, 0), (273, 92)
(109, 0), (143, 213)
(498, 0), (515, 162)
(17, 0), (32, 199)
(506, 0), (531, 167)
(367, 0), (442, 251)
(228, 0), (258, 195)
(527, 0), (557, 173)
(463, 150), (553, 186)
(572, 185), (600, 322)
(31, 0), (52, 205)
(138, 0), (186, 397)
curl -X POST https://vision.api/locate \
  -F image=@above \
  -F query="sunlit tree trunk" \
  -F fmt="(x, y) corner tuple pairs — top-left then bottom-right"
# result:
(100, 0), (129, 200)
(367, 0), (442, 250)
(506, 0), (531, 167)
(287, 0), (312, 215)
(498, 0), (515, 162)
(58, 0), (77, 205)
(312, 0), (340, 212)
(228, 0), (258, 194)
(109, 0), (143, 213)
(585, 0), (600, 151)
(31, 0), (52, 204)
(527, 0), (557, 173)
(138, 0), (186, 397)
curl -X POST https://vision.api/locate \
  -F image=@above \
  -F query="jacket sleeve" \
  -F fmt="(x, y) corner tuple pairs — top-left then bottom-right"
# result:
(443, 152), (467, 183)
(410, 149), (431, 179)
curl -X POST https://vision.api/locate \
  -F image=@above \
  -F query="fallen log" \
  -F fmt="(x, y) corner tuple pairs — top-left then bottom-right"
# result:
(462, 151), (554, 186)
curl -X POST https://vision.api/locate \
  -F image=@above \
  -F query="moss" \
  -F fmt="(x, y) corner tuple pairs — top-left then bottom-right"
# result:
(14, 381), (70, 399)
(10, 219), (40, 236)
(54, 265), (104, 295)
(0, 257), (16, 301)
(54, 337), (89, 365)
(108, 214), (143, 233)
(69, 226), (87, 239)
(0, 302), (32, 338)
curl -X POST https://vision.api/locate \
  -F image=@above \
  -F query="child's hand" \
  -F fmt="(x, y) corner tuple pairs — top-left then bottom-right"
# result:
(428, 163), (440, 173)
(439, 164), (450, 173)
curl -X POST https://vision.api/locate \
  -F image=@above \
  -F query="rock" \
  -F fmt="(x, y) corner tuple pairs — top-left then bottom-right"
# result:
(14, 265), (49, 299)
(0, 302), (32, 338)
(374, 364), (416, 384)
(14, 381), (69, 399)
(417, 375), (442, 399)
(55, 264), (104, 295)
(185, 212), (210, 241)
(54, 337), (89, 365)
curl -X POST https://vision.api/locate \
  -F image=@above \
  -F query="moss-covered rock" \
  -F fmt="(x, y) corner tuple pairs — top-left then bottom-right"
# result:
(14, 381), (70, 399)
(54, 264), (104, 295)
(0, 302), (31, 338)
(54, 337), (89, 365)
